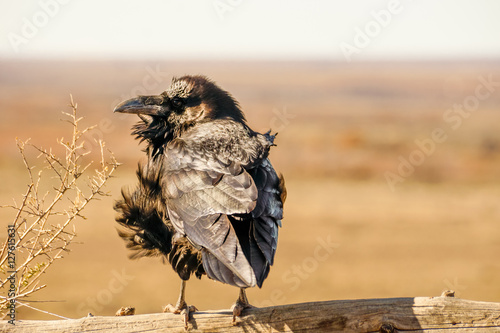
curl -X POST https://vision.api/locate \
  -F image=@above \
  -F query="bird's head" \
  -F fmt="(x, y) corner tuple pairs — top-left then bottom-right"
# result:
(114, 76), (245, 155)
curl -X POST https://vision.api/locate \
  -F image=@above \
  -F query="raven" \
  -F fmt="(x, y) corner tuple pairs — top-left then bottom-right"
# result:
(113, 75), (286, 326)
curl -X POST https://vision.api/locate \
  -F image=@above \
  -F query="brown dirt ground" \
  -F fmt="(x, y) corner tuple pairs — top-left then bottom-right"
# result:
(1, 60), (499, 320)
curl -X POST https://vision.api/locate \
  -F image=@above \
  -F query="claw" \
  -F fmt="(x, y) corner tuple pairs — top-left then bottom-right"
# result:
(231, 288), (254, 325)
(163, 280), (197, 330)
(163, 303), (197, 330)
(182, 306), (197, 329)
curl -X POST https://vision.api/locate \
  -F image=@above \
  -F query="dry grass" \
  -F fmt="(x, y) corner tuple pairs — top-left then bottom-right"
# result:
(0, 60), (499, 320)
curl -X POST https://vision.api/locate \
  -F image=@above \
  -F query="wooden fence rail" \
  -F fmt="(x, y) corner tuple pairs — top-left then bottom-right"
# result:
(2, 293), (500, 332)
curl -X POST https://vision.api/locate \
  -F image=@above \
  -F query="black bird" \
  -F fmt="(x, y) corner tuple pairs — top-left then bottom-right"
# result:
(113, 75), (286, 326)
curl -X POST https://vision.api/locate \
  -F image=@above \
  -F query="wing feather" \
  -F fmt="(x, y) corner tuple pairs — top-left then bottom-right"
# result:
(163, 122), (284, 288)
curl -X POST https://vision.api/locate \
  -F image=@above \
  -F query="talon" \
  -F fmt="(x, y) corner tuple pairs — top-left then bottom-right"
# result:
(180, 308), (189, 330)
(232, 304), (243, 324)
(163, 302), (197, 330)
(163, 303), (180, 314)
(231, 302), (254, 325)
(162, 281), (196, 330)
(231, 288), (254, 325)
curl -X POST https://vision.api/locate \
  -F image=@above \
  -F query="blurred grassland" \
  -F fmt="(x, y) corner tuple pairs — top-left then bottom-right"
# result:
(0, 60), (499, 320)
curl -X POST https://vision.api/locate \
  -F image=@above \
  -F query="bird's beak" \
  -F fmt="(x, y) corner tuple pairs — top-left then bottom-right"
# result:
(113, 96), (163, 115)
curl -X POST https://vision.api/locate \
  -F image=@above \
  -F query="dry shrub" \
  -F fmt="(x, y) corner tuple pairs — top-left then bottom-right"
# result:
(0, 97), (120, 319)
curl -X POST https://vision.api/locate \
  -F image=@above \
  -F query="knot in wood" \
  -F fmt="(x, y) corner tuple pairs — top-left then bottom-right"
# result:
(379, 323), (395, 333)
(441, 290), (455, 297)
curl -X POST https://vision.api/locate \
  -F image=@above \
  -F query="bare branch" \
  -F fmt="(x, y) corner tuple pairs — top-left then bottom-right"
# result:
(0, 96), (120, 318)
(16, 301), (71, 320)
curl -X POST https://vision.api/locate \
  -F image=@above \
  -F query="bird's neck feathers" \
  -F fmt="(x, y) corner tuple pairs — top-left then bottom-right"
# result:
(204, 91), (246, 125)
(130, 92), (248, 159)
(132, 116), (173, 159)
(132, 115), (201, 159)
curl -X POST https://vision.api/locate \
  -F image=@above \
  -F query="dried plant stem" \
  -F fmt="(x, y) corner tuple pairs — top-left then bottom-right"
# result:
(0, 96), (120, 319)
(16, 301), (71, 320)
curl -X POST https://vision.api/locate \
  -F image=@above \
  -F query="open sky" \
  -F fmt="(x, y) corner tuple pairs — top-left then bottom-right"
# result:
(1, 0), (500, 61)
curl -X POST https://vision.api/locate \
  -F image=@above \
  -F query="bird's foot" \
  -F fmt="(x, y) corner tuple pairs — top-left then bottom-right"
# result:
(231, 299), (254, 325)
(163, 302), (197, 330)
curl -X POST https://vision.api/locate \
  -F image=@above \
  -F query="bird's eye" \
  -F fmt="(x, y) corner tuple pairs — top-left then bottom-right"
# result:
(171, 98), (183, 108)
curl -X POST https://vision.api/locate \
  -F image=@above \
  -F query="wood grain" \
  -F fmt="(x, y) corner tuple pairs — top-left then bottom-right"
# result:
(2, 295), (500, 332)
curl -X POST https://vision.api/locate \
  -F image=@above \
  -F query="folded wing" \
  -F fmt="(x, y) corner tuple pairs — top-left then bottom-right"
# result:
(163, 135), (284, 288)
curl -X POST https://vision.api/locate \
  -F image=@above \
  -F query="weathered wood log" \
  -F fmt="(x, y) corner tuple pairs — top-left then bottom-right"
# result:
(2, 295), (500, 332)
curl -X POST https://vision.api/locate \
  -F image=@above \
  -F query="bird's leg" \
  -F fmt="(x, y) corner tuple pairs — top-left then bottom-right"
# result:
(163, 280), (197, 330)
(231, 288), (254, 324)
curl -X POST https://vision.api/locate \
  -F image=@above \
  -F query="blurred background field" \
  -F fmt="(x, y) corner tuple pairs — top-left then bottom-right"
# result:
(1, 59), (499, 320)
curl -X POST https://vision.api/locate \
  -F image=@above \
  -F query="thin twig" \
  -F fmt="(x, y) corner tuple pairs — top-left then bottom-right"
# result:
(16, 301), (71, 320)
(0, 96), (119, 318)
